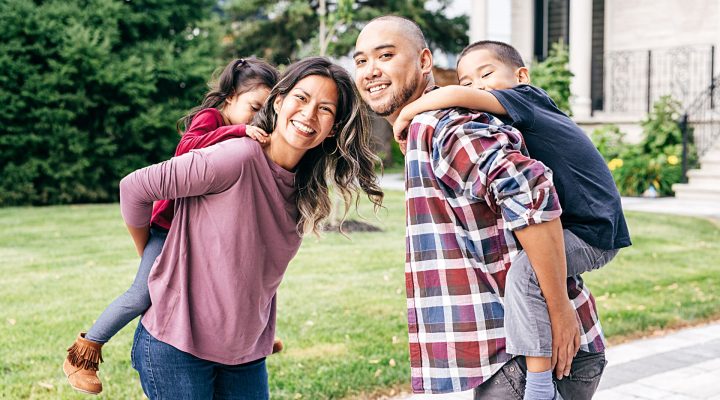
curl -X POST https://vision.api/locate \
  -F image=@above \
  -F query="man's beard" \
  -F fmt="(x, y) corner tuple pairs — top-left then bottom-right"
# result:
(372, 74), (420, 117)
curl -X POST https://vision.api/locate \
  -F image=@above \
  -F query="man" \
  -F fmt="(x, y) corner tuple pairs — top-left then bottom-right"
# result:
(353, 16), (607, 399)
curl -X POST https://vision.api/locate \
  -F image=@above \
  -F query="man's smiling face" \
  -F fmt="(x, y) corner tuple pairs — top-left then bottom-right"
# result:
(353, 20), (427, 120)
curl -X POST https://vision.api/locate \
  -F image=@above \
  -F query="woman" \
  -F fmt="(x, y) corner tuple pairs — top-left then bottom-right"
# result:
(120, 57), (383, 399)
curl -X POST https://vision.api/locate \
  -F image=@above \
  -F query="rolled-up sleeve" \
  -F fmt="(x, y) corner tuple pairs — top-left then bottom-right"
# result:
(428, 113), (562, 231)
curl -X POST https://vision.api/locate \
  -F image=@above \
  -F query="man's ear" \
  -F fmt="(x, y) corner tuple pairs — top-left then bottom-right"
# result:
(516, 67), (530, 84)
(419, 48), (433, 76)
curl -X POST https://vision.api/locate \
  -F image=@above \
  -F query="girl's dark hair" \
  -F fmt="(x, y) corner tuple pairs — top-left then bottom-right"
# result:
(252, 57), (384, 235)
(177, 57), (279, 133)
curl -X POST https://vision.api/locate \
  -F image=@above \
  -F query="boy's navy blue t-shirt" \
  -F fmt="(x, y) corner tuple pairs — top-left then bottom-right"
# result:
(491, 84), (631, 250)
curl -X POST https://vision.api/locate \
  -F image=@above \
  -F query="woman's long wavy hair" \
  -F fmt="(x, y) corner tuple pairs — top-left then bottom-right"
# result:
(177, 57), (279, 133)
(252, 57), (384, 235)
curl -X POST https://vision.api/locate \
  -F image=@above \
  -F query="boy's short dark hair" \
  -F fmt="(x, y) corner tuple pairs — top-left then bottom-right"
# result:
(459, 40), (525, 69)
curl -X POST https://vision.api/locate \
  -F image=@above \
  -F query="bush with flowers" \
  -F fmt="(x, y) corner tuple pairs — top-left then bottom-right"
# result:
(590, 96), (697, 196)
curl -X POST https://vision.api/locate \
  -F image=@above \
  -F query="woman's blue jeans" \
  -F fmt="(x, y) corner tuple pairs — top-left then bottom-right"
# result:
(131, 322), (269, 400)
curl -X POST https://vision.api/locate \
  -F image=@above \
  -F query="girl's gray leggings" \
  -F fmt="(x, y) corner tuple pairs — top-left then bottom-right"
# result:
(85, 227), (167, 344)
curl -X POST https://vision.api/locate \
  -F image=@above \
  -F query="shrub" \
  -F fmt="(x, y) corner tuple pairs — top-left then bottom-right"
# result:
(0, 0), (220, 206)
(531, 40), (573, 115)
(591, 96), (696, 196)
(591, 124), (626, 161)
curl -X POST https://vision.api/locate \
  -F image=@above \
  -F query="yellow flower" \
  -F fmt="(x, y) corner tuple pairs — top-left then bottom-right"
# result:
(667, 155), (679, 165)
(608, 158), (624, 171)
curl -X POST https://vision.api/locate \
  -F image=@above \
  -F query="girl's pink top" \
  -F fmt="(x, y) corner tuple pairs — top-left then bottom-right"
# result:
(150, 108), (248, 230)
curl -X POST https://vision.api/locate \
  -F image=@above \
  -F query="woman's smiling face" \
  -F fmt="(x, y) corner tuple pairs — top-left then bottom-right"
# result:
(272, 75), (339, 152)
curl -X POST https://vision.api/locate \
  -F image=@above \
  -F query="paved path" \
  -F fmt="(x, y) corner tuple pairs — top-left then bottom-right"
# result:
(380, 173), (720, 399)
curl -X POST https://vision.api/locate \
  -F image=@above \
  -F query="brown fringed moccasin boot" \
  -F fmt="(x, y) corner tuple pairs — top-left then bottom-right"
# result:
(272, 338), (284, 354)
(63, 332), (104, 395)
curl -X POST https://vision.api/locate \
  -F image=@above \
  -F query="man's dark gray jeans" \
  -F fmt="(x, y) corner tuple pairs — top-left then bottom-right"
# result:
(473, 350), (607, 399)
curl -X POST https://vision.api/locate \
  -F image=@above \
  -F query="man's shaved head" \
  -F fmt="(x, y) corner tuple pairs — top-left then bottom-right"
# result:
(354, 15), (434, 122)
(366, 16), (428, 52)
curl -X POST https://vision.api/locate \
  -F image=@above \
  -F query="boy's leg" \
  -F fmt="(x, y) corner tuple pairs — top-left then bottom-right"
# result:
(504, 250), (552, 361)
(132, 322), (214, 400)
(85, 227), (167, 343)
(504, 229), (618, 398)
(505, 229), (619, 357)
(504, 251), (557, 399)
(563, 229), (618, 276)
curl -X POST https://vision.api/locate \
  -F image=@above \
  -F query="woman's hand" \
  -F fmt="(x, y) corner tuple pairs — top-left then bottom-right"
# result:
(246, 125), (271, 146)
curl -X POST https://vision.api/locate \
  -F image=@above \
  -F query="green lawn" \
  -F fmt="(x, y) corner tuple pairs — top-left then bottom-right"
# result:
(1, 191), (719, 399)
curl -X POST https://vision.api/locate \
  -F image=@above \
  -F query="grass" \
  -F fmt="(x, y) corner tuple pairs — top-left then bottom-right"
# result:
(1, 191), (719, 399)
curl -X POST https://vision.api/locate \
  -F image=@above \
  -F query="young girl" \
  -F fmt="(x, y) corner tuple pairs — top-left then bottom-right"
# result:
(63, 57), (280, 395)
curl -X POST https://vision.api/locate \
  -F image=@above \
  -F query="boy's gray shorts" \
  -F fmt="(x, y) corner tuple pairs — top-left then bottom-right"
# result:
(504, 229), (619, 357)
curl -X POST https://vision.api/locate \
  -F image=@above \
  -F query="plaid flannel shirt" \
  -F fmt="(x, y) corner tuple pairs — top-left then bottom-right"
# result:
(404, 108), (606, 394)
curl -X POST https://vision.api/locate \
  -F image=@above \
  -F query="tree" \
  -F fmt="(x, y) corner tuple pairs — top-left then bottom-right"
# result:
(222, 0), (468, 64)
(531, 40), (573, 115)
(0, 0), (222, 205)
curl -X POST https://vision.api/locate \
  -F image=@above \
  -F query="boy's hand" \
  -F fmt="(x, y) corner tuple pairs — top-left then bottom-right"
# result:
(550, 302), (581, 379)
(392, 111), (412, 155)
(393, 114), (411, 142)
(246, 125), (270, 146)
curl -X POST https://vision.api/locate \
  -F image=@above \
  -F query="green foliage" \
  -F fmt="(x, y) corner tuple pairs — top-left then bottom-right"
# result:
(390, 139), (405, 167)
(531, 40), (573, 115)
(222, 0), (469, 65)
(640, 96), (687, 155)
(590, 96), (697, 196)
(0, 0), (222, 206)
(591, 124), (625, 161)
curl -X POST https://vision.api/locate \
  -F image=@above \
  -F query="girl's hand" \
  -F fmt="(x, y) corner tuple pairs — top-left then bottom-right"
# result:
(246, 125), (270, 146)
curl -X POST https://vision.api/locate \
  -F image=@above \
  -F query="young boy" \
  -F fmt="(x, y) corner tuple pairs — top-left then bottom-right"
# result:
(394, 40), (631, 400)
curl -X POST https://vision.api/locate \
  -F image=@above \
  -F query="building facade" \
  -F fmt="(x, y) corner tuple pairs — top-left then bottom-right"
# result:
(468, 0), (720, 140)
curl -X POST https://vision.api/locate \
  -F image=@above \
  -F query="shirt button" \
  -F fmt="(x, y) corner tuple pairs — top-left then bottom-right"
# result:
(509, 367), (515, 372)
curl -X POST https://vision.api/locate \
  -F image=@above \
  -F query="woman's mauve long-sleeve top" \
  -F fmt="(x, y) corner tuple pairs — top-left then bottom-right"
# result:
(119, 137), (301, 365)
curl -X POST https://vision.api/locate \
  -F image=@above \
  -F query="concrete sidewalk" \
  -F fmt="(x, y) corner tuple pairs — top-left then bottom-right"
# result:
(389, 321), (720, 399)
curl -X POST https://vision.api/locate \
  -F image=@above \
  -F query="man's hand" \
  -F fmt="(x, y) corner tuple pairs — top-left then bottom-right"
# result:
(550, 300), (581, 379)
(246, 125), (270, 146)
